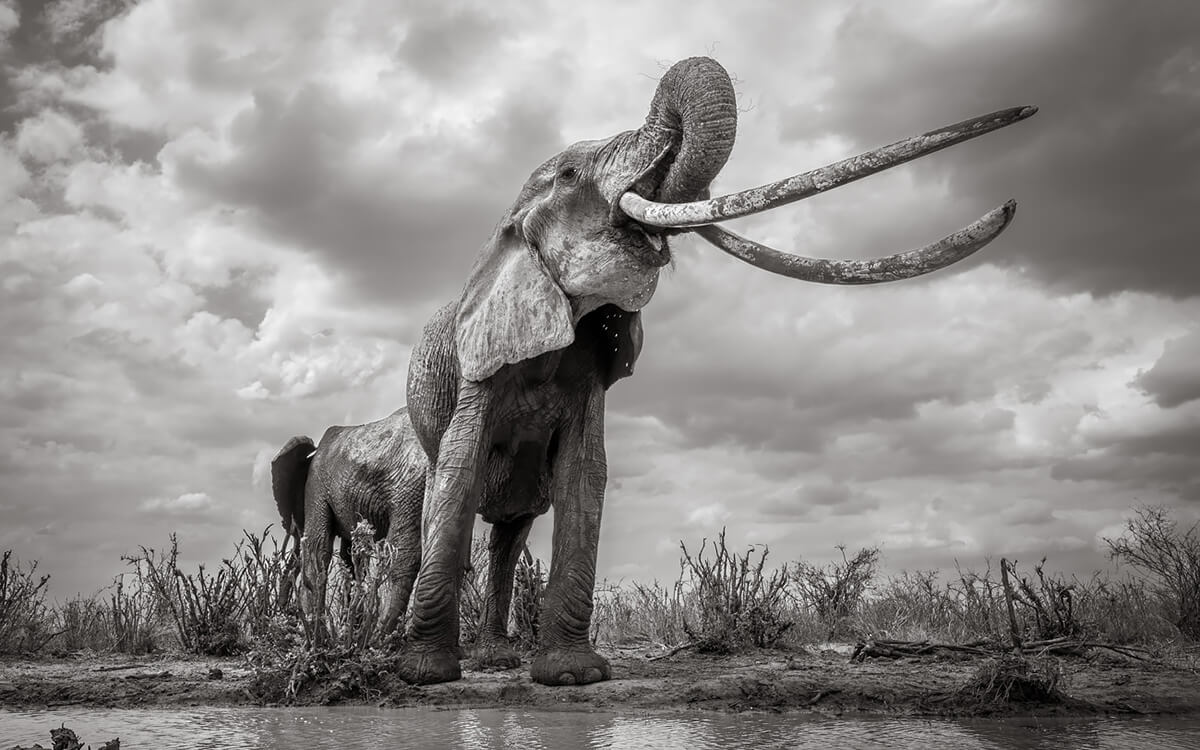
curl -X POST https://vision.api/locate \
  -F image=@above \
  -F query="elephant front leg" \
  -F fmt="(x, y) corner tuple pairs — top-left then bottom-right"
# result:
(531, 386), (611, 686)
(399, 383), (491, 685)
(474, 516), (535, 669)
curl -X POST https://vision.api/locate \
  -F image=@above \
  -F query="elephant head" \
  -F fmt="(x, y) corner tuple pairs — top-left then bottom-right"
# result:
(455, 56), (1034, 384)
(455, 56), (737, 384)
(400, 56), (1036, 687)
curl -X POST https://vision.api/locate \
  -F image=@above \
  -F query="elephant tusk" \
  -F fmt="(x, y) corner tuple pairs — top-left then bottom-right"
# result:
(618, 106), (1037, 228)
(693, 200), (1017, 284)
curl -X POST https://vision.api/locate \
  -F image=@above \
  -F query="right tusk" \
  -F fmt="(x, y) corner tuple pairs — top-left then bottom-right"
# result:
(621, 106), (1037, 228)
(693, 200), (1017, 284)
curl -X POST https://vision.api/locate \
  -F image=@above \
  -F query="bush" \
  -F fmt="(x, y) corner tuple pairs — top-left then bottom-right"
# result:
(238, 526), (300, 640)
(1008, 558), (1084, 641)
(322, 521), (403, 650)
(509, 547), (545, 652)
(678, 529), (792, 652)
(954, 654), (1064, 709)
(792, 545), (879, 638)
(1105, 505), (1200, 639)
(0, 550), (55, 653)
(247, 523), (405, 703)
(245, 611), (399, 704)
(125, 535), (244, 655)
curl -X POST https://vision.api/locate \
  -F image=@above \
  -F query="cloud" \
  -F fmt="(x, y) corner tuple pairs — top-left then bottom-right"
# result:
(140, 491), (215, 516)
(2, 0), (1197, 598)
(1135, 328), (1200, 408)
(799, 1), (1200, 298)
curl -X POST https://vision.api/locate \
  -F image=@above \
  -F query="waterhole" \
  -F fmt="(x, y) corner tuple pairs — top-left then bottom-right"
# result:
(3, 707), (1198, 749)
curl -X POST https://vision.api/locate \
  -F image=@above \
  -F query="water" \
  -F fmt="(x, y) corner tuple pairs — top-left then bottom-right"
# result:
(2, 707), (1198, 749)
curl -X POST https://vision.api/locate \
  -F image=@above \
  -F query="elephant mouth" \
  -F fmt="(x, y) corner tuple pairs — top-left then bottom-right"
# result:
(617, 106), (1038, 284)
(612, 142), (678, 269)
(626, 221), (671, 268)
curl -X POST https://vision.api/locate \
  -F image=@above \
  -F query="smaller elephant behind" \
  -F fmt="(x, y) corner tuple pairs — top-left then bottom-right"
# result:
(272, 407), (428, 638)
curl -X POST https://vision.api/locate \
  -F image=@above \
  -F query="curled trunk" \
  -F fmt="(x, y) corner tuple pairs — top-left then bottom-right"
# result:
(639, 57), (738, 204)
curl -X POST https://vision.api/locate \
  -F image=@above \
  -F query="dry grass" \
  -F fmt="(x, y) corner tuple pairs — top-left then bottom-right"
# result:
(4, 504), (1196, 671)
(592, 529), (799, 653)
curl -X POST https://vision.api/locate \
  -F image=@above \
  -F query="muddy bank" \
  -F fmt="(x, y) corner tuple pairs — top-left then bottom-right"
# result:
(2, 646), (1197, 718)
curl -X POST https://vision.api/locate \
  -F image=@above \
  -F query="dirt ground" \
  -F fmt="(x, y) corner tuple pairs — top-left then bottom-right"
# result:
(2, 644), (1198, 718)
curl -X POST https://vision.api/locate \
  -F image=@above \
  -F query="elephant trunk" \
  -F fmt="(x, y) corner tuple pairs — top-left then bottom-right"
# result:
(639, 56), (738, 204)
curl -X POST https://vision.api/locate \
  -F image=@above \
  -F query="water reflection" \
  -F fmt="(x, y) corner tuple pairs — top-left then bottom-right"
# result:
(2, 707), (1198, 749)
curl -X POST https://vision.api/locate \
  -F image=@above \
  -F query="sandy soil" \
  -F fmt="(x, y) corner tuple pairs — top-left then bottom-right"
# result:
(2, 645), (1197, 718)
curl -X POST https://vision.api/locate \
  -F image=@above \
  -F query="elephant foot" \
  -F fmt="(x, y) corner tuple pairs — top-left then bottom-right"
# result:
(530, 647), (611, 686)
(397, 645), (461, 685)
(474, 637), (522, 669)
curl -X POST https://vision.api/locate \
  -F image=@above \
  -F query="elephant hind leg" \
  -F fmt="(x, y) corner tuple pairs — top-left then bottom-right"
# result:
(379, 479), (425, 639)
(475, 516), (535, 669)
(300, 499), (336, 643)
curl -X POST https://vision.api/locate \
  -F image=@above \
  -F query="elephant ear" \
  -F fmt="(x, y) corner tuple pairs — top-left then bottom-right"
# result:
(584, 305), (644, 389)
(456, 223), (574, 382)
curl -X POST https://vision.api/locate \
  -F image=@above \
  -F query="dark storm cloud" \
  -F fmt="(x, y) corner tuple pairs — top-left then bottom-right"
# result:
(1, 0), (133, 131)
(396, 7), (507, 85)
(1052, 453), (1200, 502)
(172, 82), (564, 306)
(199, 269), (270, 330)
(1135, 329), (1200, 408)
(794, 1), (1200, 298)
(1051, 414), (1200, 501)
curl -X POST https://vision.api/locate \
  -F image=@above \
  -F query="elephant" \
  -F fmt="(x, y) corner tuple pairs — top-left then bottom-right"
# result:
(388, 56), (1035, 686)
(271, 407), (428, 639)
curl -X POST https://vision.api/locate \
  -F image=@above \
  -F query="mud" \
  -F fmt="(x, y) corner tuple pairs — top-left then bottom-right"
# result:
(2, 645), (1197, 718)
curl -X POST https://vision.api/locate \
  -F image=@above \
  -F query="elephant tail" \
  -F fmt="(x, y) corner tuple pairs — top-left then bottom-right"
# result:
(272, 435), (315, 539)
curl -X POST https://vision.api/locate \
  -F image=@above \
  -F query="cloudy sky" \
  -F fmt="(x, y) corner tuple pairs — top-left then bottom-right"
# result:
(2, 0), (1198, 598)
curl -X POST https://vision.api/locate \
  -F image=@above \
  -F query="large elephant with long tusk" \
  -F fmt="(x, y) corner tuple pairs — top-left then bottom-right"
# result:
(398, 56), (1036, 686)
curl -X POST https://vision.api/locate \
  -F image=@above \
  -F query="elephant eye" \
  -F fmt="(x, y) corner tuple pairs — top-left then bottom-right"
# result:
(557, 165), (578, 182)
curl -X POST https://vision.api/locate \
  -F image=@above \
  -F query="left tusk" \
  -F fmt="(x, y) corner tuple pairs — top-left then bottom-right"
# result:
(620, 106), (1037, 228)
(693, 200), (1017, 284)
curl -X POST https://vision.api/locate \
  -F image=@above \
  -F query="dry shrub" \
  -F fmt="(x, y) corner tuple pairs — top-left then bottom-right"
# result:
(792, 546), (879, 638)
(955, 654), (1064, 709)
(245, 611), (400, 705)
(248, 523), (404, 704)
(237, 526), (299, 639)
(322, 521), (402, 651)
(125, 535), (244, 655)
(679, 529), (792, 652)
(1009, 558), (1083, 641)
(509, 547), (545, 651)
(1106, 505), (1200, 639)
(0, 550), (54, 654)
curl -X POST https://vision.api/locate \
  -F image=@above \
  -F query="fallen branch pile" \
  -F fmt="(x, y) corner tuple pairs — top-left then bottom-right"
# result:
(850, 636), (1156, 663)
